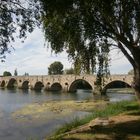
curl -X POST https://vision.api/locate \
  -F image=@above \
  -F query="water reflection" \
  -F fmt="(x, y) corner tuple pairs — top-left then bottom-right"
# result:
(0, 89), (94, 112)
(106, 88), (135, 102)
(0, 88), (135, 113)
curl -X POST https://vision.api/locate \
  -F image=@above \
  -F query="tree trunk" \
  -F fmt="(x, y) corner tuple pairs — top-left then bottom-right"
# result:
(131, 48), (140, 101)
(133, 66), (140, 101)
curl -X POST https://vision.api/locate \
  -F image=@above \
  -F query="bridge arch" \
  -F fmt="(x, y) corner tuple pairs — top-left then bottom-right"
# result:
(103, 80), (131, 91)
(50, 82), (62, 91)
(0, 80), (6, 88)
(69, 79), (92, 92)
(7, 78), (17, 89)
(34, 81), (44, 91)
(22, 81), (29, 89)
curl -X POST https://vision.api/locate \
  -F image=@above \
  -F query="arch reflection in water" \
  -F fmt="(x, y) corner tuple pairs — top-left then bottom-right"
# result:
(0, 80), (6, 88)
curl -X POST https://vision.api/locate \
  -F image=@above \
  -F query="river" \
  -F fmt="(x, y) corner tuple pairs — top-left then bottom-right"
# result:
(0, 88), (135, 140)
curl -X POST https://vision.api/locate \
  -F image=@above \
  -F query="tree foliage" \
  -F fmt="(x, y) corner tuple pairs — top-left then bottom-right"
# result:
(24, 72), (29, 76)
(65, 68), (75, 74)
(40, 0), (111, 88)
(40, 0), (140, 97)
(14, 68), (18, 76)
(48, 61), (63, 75)
(128, 69), (134, 75)
(0, 0), (41, 61)
(3, 71), (12, 76)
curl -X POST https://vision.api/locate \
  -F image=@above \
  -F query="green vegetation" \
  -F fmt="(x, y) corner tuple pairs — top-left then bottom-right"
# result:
(3, 71), (12, 76)
(0, 0), (40, 61)
(24, 72), (29, 76)
(14, 68), (18, 76)
(128, 69), (134, 75)
(47, 100), (140, 140)
(62, 133), (97, 140)
(48, 61), (64, 75)
(40, 0), (140, 99)
(64, 68), (75, 74)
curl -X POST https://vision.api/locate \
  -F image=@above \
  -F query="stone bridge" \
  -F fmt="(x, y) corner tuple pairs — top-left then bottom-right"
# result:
(0, 74), (133, 93)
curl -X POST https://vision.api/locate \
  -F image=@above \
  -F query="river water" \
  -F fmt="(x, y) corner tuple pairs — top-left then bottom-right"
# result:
(0, 88), (135, 140)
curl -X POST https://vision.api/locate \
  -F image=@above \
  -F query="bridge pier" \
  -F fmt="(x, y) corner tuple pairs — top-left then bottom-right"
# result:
(93, 86), (102, 95)
(62, 86), (69, 92)
(17, 83), (23, 89)
(29, 84), (34, 90)
(44, 85), (51, 91)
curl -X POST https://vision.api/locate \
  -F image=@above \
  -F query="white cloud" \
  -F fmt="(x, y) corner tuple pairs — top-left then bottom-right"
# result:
(0, 28), (71, 75)
(109, 48), (132, 74)
(0, 28), (132, 75)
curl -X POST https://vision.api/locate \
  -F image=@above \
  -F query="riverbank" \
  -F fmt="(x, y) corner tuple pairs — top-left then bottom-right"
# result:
(47, 100), (140, 140)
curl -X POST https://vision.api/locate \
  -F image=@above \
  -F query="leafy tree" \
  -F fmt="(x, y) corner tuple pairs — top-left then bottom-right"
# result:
(48, 61), (63, 75)
(24, 72), (29, 76)
(14, 68), (18, 76)
(3, 71), (12, 76)
(65, 68), (74, 74)
(128, 69), (134, 75)
(0, 0), (41, 61)
(40, 0), (140, 99)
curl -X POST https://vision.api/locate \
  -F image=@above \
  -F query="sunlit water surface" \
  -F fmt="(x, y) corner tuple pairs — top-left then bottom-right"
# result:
(0, 88), (135, 140)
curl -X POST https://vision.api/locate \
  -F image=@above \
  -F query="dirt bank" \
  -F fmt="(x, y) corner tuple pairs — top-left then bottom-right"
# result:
(61, 112), (140, 140)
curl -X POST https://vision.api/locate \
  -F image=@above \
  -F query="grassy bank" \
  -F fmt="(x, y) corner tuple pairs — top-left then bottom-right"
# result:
(47, 100), (140, 140)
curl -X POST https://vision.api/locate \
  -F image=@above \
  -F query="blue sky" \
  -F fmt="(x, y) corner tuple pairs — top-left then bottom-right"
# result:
(0, 28), (132, 75)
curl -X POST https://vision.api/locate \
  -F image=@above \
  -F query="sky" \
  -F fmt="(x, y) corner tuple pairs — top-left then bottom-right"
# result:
(0, 28), (132, 76)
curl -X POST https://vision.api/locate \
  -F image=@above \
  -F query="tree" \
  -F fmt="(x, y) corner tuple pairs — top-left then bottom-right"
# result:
(24, 72), (29, 76)
(14, 68), (18, 76)
(0, 0), (41, 61)
(128, 69), (134, 75)
(3, 71), (12, 76)
(40, 0), (140, 99)
(65, 68), (74, 74)
(48, 61), (63, 75)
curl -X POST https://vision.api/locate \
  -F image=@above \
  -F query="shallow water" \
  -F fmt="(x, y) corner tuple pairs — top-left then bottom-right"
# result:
(0, 89), (93, 112)
(0, 88), (135, 140)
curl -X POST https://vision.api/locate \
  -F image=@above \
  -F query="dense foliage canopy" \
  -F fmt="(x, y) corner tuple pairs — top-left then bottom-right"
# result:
(3, 71), (12, 76)
(14, 69), (18, 76)
(65, 68), (75, 74)
(41, 0), (110, 76)
(48, 61), (64, 75)
(40, 0), (140, 96)
(128, 69), (134, 75)
(0, 0), (40, 61)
